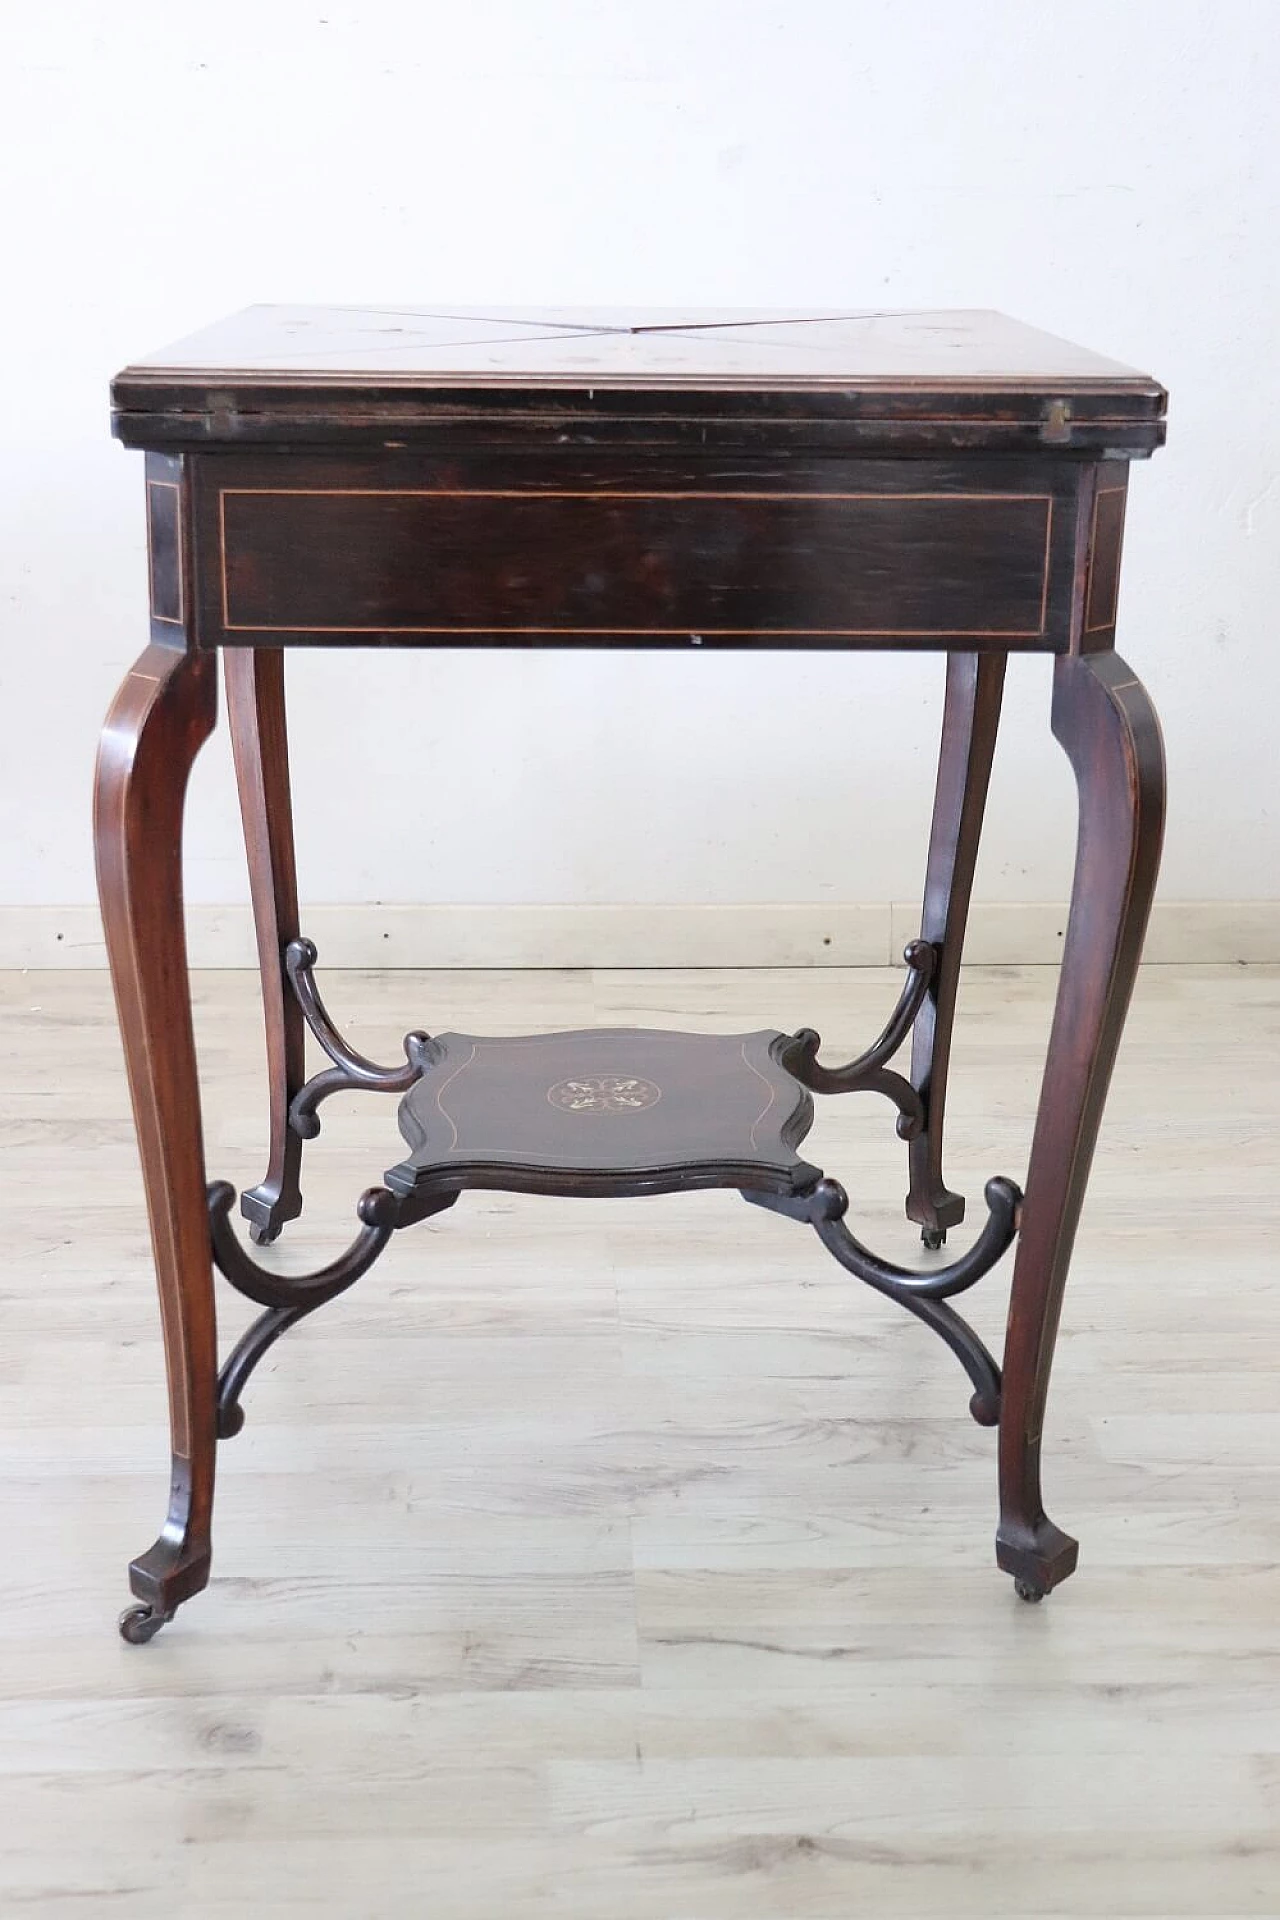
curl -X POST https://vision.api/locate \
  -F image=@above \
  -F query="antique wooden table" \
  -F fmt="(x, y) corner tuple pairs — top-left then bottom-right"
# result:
(97, 306), (1166, 1641)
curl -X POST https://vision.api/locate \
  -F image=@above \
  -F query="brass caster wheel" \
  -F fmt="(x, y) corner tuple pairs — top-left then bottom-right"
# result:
(921, 1225), (947, 1251)
(1014, 1579), (1046, 1604)
(118, 1603), (174, 1645)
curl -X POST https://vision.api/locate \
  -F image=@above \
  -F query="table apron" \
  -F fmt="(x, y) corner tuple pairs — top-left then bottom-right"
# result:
(178, 453), (1127, 653)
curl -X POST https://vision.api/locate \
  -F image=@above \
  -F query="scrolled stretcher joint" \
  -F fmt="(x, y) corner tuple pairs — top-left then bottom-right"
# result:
(209, 1179), (456, 1439)
(745, 1171), (1021, 1424)
(779, 939), (936, 1139)
(284, 936), (438, 1140)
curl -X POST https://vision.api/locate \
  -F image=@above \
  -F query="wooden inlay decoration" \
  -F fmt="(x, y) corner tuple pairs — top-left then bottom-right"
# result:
(217, 488), (1055, 640)
(391, 1028), (813, 1177)
(146, 479), (184, 625)
(1084, 485), (1127, 633)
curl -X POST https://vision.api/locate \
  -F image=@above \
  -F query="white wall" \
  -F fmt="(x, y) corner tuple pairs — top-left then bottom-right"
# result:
(3, 1), (1276, 935)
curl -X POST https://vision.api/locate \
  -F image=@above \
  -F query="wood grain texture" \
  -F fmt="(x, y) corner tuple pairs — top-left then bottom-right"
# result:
(224, 648), (305, 1245)
(111, 305), (1167, 455)
(143, 477), (183, 626)
(997, 652), (1167, 1594)
(191, 452), (1085, 653)
(0, 960), (1276, 1915)
(216, 485), (1053, 643)
(387, 1026), (819, 1209)
(1083, 467), (1129, 640)
(907, 652), (1007, 1234)
(92, 638), (219, 1619)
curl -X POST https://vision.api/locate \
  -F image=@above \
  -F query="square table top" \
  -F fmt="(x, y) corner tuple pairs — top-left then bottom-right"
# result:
(111, 306), (1166, 454)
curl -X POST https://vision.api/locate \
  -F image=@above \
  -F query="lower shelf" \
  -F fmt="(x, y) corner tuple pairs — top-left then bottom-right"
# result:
(385, 1025), (821, 1208)
(209, 955), (1024, 1463)
(118, 937), (1060, 1643)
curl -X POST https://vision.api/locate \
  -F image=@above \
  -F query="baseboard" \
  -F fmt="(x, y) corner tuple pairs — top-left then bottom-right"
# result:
(2, 900), (1278, 969)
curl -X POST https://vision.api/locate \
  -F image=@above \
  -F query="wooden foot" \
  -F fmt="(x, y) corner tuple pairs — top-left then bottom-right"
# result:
(996, 651), (1165, 1595)
(907, 652), (1006, 1236)
(95, 639), (219, 1629)
(225, 648), (306, 1244)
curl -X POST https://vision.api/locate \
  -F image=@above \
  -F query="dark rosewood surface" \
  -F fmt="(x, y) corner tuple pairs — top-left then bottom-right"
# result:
(98, 305), (1168, 1637)
(215, 474), (1053, 646)
(190, 451), (1111, 654)
(387, 1027), (818, 1200)
(113, 305), (1165, 455)
(224, 650), (305, 1245)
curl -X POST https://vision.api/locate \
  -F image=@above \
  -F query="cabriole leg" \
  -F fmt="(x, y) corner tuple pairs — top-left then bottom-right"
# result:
(95, 639), (219, 1641)
(996, 651), (1165, 1599)
(908, 651), (1006, 1247)
(225, 648), (306, 1245)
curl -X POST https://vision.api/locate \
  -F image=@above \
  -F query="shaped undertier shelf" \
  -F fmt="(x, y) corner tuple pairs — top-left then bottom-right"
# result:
(210, 1014), (1022, 1451)
(383, 1026), (821, 1211)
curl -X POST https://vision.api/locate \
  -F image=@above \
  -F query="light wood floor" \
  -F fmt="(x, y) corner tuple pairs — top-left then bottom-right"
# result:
(2, 962), (1278, 1918)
